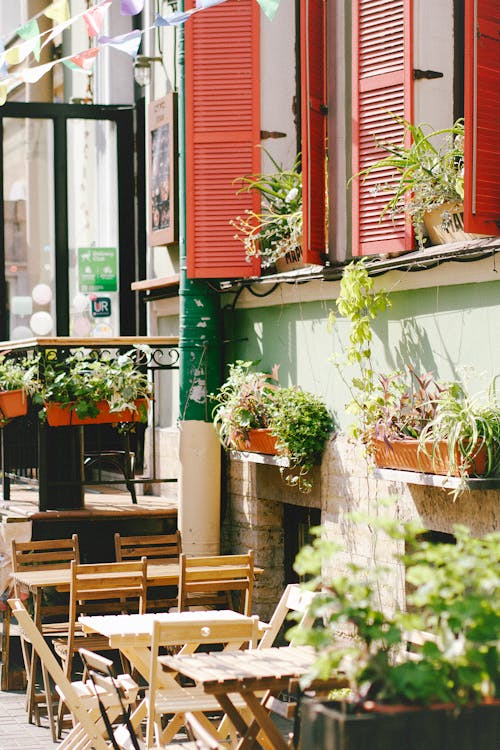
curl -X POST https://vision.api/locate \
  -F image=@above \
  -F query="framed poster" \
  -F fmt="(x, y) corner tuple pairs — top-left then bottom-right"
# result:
(149, 93), (177, 246)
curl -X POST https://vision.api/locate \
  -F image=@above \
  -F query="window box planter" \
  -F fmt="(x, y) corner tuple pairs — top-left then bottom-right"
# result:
(235, 427), (279, 455)
(45, 398), (149, 427)
(297, 698), (500, 750)
(423, 201), (486, 245)
(0, 388), (28, 421)
(371, 437), (488, 477)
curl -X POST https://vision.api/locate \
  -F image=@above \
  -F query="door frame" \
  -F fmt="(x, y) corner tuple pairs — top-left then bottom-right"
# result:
(0, 101), (142, 338)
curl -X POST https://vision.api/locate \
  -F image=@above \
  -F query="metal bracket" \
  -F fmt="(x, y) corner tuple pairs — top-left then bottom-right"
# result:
(413, 69), (444, 80)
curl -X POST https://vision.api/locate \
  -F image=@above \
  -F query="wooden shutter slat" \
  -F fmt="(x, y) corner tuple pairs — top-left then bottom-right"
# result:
(464, 0), (500, 234)
(352, 0), (413, 256)
(300, 0), (327, 265)
(186, 0), (260, 279)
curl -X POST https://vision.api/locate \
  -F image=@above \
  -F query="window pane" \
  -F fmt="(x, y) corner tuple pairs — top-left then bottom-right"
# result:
(3, 118), (56, 339)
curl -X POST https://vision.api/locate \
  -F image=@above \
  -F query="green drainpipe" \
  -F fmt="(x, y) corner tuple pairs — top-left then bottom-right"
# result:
(177, 3), (222, 554)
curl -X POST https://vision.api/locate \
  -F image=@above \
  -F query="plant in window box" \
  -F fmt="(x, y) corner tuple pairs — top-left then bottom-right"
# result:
(33, 345), (152, 427)
(211, 361), (335, 492)
(0, 353), (39, 422)
(352, 116), (482, 248)
(291, 518), (500, 750)
(230, 150), (303, 270)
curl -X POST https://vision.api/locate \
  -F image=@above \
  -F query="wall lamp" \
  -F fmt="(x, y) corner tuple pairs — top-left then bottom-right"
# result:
(133, 55), (163, 87)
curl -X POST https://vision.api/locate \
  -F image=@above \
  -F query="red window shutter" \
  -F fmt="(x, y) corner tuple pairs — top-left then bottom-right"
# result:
(185, 0), (260, 279)
(300, 0), (327, 265)
(463, 0), (500, 235)
(351, 0), (413, 256)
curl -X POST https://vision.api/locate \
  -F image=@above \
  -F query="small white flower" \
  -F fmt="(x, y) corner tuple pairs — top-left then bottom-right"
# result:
(285, 187), (299, 203)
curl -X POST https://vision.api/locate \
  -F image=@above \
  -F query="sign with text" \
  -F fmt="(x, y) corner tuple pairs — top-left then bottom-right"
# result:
(78, 248), (118, 292)
(91, 297), (112, 318)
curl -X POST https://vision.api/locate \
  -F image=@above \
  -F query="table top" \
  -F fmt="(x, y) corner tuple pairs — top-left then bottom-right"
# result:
(13, 561), (263, 592)
(159, 645), (324, 692)
(80, 610), (257, 639)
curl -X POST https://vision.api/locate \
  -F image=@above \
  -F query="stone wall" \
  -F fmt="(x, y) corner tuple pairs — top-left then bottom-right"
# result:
(222, 436), (500, 620)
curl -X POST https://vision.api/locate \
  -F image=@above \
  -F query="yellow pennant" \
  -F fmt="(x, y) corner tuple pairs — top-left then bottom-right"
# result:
(0, 82), (8, 106)
(43, 0), (70, 25)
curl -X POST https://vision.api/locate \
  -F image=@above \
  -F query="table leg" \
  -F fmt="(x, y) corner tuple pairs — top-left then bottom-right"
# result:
(238, 690), (290, 750)
(0, 605), (11, 690)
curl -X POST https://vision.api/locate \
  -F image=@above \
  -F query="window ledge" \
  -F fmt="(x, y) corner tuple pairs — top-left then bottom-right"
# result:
(373, 467), (500, 490)
(229, 450), (290, 467)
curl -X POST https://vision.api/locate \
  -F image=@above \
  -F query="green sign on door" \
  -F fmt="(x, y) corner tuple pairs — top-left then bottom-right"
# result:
(78, 248), (118, 292)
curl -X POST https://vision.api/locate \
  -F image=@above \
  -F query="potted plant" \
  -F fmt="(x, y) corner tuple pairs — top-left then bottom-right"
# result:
(0, 352), (39, 422)
(211, 360), (334, 492)
(290, 518), (500, 749)
(230, 150), (303, 270)
(33, 345), (152, 427)
(352, 116), (482, 248)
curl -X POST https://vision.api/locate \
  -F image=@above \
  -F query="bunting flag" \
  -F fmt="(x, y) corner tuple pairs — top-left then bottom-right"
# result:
(154, 9), (197, 27)
(40, 17), (75, 50)
(17, 20), (41, 62)
(43, 0), (71, 25)
(83, 0), (112, 38)
(98, 29), (142, 58)
(0, 82), (9, 106)
(0, 41), (7, 77)
(257, 0), (281, 20)
(120, 0), (144, 15)
(63, 47), (100, 72)
(196, 0), (229, 7)
(4, 37), (39, 66)
(20, 60), (57, 84)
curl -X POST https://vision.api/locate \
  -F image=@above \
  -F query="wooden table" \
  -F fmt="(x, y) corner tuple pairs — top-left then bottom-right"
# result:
(159, 645), (346, 750)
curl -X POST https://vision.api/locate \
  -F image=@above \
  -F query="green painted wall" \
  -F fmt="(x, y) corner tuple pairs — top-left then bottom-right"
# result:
(223, 279), (500, 431)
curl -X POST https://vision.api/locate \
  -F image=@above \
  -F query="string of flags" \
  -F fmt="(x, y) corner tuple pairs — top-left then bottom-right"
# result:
(0, 0), (282, 104)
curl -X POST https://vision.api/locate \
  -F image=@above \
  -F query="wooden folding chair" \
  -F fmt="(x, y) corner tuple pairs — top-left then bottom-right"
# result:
(178, 550), (255, 616)
(8, 598), (139, 750)
(11, 534), (80, 740)
(145, 613), (260, 748)
(53, 558), (147, 737)
(115, 531), (182, 611)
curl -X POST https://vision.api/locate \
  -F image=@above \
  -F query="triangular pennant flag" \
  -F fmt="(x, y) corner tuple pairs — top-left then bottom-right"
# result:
(64, 47), (100, 72)
(4, 38), (39, 67)
(43, 0), (70, 25)
(154, 9), (196, 27)
(120, 0), (144, 15)
(17, 20), (41, 62)
(257, 0), (281, 20)
(196, 0), (228, 7)
(83, 0), (112, 38)
(0, 81), (9, 106)
(0, 42), (7, 76)
(21, 60), (56, 84)
(98, 29), (141, 58)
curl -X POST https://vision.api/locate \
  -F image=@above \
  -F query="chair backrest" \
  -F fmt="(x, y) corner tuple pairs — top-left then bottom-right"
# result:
(146, 613), (259, 746)
(178, 550), (255, 616)
(258, 584), (316, 649)
(8, 598), (110, 750)
(66, 559), (148, 660)
(12, 534), (80, 572)
(184, 712), (225, 750)
(114, 531), (182, 562)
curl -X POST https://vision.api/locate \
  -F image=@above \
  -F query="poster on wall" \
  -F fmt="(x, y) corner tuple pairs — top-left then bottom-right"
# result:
(149, 94), (177, 246)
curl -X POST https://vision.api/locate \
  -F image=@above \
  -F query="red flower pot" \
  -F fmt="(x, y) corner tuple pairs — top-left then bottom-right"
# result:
(236, 428), (279, 455)
(45, 398), (149, 427)
(0, 389), (28, 421)
(372, 437), (488, 477)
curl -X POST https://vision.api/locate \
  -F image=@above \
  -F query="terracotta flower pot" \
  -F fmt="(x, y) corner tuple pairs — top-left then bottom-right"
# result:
(0, 388), (28, 421)
(423, 202), (486, 245)
(45, 398), (149, 427)
(235, 427), (279, 455)
(372, 437), (488, 477)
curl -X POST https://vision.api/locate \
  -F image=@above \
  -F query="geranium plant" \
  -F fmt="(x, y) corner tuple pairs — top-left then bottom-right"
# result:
(230, 150), (302, 268)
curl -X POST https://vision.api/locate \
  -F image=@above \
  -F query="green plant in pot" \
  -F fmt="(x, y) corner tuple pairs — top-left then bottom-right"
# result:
(352, 116), (469, 248)
(33, 345), (152, 427)
(230, 150), (303, 269)
(290, 516), (500, 749)
(0, 352), (40, 422)
(211, 360), (334, 492)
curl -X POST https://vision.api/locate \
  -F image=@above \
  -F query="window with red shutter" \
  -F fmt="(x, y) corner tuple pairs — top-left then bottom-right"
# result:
(185, 0), (260, 279)
(351, 0), (413, 256)
(300, 0), (327, 265)
(463, 0), (500, 236)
